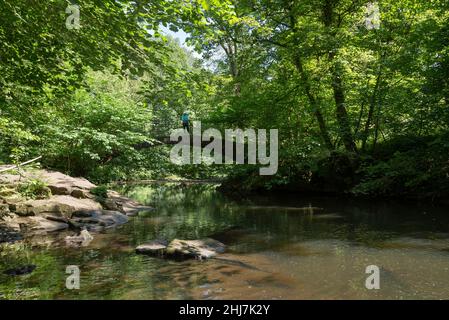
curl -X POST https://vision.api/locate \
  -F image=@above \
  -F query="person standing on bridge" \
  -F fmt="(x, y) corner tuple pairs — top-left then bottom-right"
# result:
(181, 112), (190, 133)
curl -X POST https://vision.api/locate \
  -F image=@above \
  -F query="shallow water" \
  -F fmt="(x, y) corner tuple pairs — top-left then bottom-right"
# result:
(2, 183), (449, 300)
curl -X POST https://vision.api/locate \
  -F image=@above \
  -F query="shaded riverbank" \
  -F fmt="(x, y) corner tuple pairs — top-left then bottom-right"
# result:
(219, 136), (449, 203)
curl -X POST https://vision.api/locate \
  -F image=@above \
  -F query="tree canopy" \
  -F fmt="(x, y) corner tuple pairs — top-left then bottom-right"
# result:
(1, 0), (448, 198)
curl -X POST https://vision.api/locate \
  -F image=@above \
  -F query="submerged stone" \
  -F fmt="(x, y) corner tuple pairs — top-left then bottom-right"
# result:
(165, 238), (226, 260)
(4, 264), (36, 276)
(0, 227), (22, 243)
(106, 191), (155, 216)
(70, 210), (129, 231)
(135, 238), (226, 260)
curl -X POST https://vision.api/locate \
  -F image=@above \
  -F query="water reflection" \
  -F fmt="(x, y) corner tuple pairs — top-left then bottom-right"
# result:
(1, 183), (449, 299)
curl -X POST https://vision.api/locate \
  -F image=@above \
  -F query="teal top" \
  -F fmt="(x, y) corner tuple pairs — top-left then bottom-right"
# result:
(181, 113), (189, 121)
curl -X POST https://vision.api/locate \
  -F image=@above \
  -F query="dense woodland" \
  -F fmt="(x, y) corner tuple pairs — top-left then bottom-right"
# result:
(1, 0), (448, 199)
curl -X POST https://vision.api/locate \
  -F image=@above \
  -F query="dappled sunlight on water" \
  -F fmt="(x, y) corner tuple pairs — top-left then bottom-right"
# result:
(2, 183), (449, 299)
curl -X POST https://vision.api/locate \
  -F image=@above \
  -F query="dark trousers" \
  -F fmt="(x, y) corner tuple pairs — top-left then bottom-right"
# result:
(182, 121), (189, 133)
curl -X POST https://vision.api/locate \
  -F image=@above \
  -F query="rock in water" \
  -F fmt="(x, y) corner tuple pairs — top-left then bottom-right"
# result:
(4, 264), (36, 276)
(65, 229), (94, 247)
(106, 191), (155, 216)
(80, 229), (93, 241)
(70, 210), (129, 231)
(165, 238), (226, 260)
(135, 240), (168, 256)
(0, 228), (22, 243)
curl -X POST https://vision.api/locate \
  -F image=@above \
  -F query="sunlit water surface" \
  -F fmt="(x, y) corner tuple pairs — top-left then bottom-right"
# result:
(2, 183), (449, 300)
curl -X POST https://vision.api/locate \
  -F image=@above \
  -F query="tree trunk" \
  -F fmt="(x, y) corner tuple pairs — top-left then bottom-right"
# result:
(220, 40), (241, 96)
(361, 72), (382, 151)
(330, 60), (357, 153)
(293, 55), (334, 150)
(372, 88), (384, 153)
(322, 0), (357, 153)
(289, 6), (333, 150)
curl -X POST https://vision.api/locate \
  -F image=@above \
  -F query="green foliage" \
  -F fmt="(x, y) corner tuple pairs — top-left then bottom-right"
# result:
(0, 0), (448, 199)
(353, 135), (449, 198)
(0, 117), (39, 164)
(0, 0), (172, 94)
(40, 70), (153, 177)
(17, 179), (51, 200)
(90, 185), (109, 199)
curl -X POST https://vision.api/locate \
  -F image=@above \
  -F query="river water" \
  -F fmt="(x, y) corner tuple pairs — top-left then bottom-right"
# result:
(1, 183), (449, 299)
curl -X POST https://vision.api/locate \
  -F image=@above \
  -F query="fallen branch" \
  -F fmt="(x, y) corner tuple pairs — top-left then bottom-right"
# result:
(0, 156), (43, 173)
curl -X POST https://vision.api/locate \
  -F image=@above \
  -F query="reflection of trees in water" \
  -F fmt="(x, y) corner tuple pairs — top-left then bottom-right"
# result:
(121, 184), (244, 243)
(0, 244), (64, 299)
(0, 243), (194, 299)
(121, 183), (449, 252)
(3, 184), (449, 299)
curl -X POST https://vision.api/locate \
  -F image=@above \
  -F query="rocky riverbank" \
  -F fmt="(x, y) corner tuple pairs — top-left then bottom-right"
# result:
(0, 168), (154, 243)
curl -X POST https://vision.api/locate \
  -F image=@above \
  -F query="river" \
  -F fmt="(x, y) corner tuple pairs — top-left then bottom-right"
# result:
(1, 183), (449, 299)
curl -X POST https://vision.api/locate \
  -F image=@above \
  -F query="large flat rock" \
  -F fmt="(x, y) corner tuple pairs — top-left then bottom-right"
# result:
(0, 169), (96, 197)
(42, 171), (96, 196)
(0, 173), (23, 185)
(14, 195), (103, 217)
(17, 216), (69, 233)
